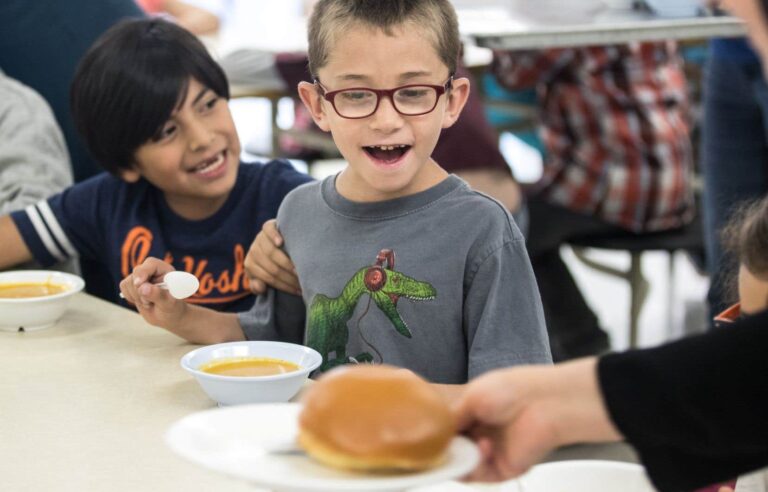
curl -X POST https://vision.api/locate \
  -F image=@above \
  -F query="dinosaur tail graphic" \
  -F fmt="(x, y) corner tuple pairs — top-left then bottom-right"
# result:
(354, 297), (382, 364)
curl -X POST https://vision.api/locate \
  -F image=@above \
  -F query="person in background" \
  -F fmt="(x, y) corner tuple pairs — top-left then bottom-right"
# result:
(713, 197), (768, 492)
(452, 0), (768, 480)
(135, 0), (221, 35)
(120, 0), (551, 399)
(0, 19), (311, 311)
(0, 70), (76, 274)
(0, 70), (71, 216)
(0, 0), (144, 183)
(0, 0), (145, 299)
(700, 17), (768, 325)
(491, 43), (694, 361)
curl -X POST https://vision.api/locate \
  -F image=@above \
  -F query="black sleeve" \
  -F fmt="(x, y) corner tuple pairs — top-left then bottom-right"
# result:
(598, 309), (768, 492)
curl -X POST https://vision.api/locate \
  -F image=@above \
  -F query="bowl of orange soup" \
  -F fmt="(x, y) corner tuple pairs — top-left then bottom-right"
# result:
(181, 341), (323, 406)
(0, 270), (85, 332)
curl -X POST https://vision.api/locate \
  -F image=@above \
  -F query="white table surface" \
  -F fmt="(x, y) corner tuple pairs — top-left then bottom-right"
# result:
(465, 7), (746, 50)
(1, 293), (258, 492)
(1, 293), (638, 491)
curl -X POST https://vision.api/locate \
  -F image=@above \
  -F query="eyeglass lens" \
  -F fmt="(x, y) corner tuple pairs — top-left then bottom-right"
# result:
(334, 86), (438, 118)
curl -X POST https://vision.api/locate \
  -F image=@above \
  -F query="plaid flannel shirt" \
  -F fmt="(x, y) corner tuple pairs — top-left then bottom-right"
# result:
(493, 42), (694, 232)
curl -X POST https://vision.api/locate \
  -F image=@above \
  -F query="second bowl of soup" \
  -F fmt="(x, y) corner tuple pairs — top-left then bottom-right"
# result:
(0, 270), (85, 332)
(181, 341), (322, 406)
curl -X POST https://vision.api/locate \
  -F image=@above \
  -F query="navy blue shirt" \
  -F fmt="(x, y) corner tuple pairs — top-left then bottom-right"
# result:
(11, 160), (312, 312)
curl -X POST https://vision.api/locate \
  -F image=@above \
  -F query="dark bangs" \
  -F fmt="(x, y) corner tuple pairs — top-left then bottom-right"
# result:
(71, 19), (229, 175)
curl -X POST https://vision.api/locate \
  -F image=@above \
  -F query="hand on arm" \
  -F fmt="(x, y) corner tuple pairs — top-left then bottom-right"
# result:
(244, 219), (301, 295)
(0, 215), (34, 269)
(120, 257), (243, 344)
(453, 358), (622, 482)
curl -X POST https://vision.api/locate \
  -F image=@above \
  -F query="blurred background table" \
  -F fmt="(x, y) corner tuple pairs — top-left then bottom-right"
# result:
(466, 8), (745, 50)
(1, 293), (638, 491)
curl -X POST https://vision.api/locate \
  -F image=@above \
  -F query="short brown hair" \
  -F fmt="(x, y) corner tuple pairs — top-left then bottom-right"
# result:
(306, 0), (460, 78)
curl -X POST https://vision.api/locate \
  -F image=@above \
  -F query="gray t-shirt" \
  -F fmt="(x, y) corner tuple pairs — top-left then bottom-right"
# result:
(0, 71), (72, 215)
(240, 175), (551, 383)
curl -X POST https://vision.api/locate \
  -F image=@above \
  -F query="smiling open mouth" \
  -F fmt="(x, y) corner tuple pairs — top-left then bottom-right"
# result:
(363, 144), (411, 163)
(191, 151), (226, 174)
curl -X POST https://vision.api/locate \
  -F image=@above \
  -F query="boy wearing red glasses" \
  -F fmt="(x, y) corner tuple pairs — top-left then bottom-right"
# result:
(123, 0), (551, 392)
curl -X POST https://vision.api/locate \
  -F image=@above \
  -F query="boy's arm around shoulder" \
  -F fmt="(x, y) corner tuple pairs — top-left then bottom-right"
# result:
(240, 174), (313, 343)
(0, 215), (33, 269)
(463, 208), (552, 378)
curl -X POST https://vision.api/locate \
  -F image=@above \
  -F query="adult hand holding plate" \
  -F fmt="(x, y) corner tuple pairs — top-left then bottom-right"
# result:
(165, 403), (480, 492)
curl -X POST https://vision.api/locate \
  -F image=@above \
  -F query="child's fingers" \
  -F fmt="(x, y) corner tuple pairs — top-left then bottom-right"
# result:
(121, 258), (176, 308)
(245, 235), (300, 293)
(119, 275), (139, 305)
(131, 257), (175, 286)
(137, 281), (173, 308)
(248, 278), (268, 295)
(245, 231), (277, 277)
(263, 219), (284, 247)
(250, 261), (300, 294)
(255, 229), (297, 276)
(268, 244), (297, 274)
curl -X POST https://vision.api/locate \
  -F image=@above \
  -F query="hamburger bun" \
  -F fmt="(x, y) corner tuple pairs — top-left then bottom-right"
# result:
(298, 365), (455, 472)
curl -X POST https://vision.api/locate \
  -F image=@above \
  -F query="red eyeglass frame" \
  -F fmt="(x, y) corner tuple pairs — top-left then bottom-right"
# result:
(314, 77), (454, 119)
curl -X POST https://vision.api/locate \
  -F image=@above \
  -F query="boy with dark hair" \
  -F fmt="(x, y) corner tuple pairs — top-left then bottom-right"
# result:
(0, 18), (312, 312)
(123, 0), (551, 389)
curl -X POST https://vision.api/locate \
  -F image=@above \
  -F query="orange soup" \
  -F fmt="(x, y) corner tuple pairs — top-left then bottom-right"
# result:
(200, 357), (300, 377)
(0, 282), (68, 299)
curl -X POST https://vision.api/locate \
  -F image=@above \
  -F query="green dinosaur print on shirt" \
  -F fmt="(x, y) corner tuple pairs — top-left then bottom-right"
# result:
(307, 249), (436, 372)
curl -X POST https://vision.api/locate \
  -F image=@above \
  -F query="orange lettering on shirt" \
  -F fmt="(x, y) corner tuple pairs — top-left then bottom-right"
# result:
(216, 271), (231, 293)
(121, 226), (153, 277)
(118, 229), (250, 304)
(232, 245), (246, 291)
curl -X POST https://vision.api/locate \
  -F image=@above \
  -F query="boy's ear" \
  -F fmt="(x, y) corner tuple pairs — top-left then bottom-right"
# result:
(441, 77), (471, 130)
(119, 166), (142, 183)
(297, 81), (332, 132)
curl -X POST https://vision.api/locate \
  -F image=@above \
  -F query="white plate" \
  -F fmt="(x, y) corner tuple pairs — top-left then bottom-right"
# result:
(514, 460), (654, 491)
(166, 403), (480, 492)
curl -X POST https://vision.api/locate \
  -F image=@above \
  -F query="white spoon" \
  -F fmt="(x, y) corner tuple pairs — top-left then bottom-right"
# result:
(161, 271), (200, 299)
(119, 271), (200, 300)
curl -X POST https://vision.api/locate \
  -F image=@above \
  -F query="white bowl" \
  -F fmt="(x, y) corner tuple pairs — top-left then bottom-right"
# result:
(644, 0), (702, 18)
(514, 460), (654, 491)
(0, 270), (85, 332)
(181, 341), (322, 406)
